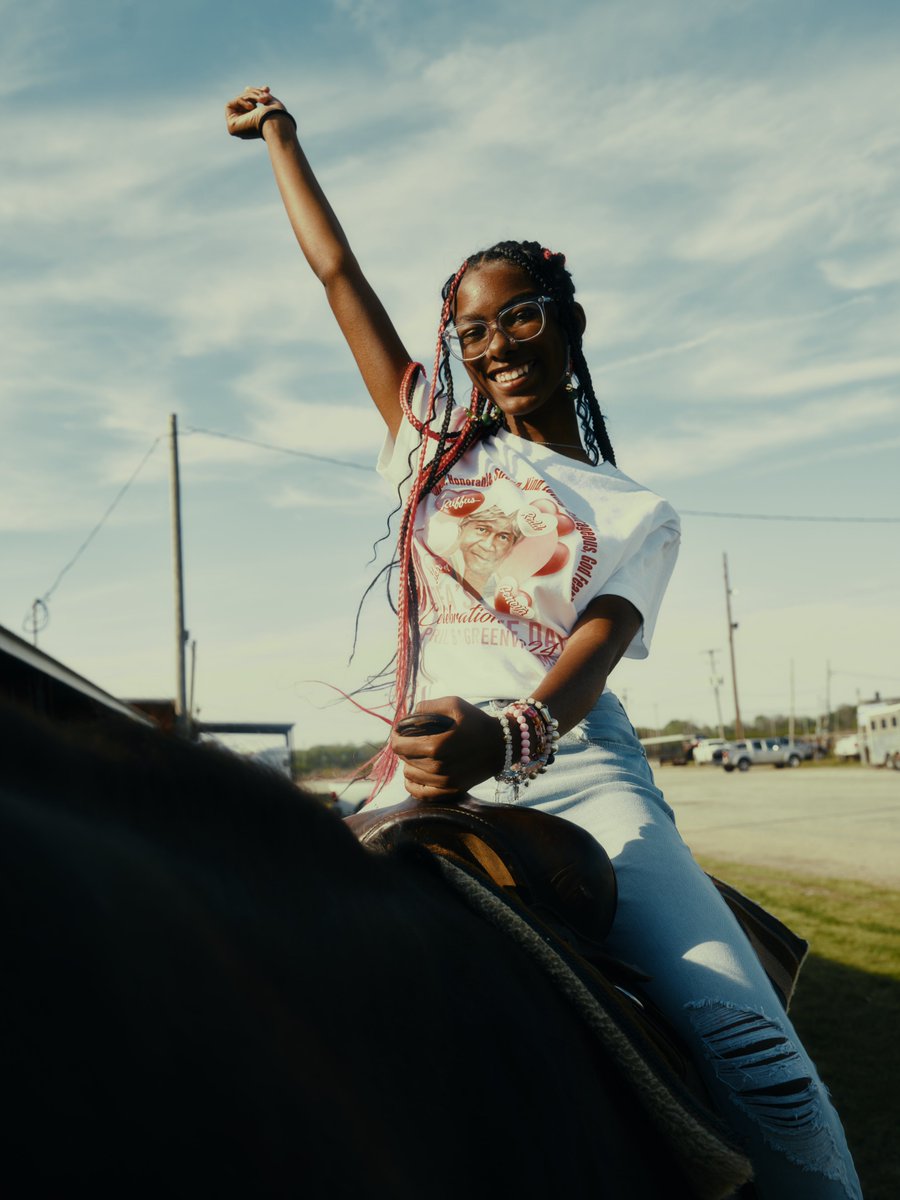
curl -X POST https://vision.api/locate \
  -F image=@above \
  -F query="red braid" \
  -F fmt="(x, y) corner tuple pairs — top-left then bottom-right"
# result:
(366, 263), (479, 796)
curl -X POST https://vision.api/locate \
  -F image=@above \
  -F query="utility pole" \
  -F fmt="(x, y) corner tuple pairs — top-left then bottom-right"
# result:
(825, 660), (833, 734)
(723, 553), (744, 740)
(702, 649), (726, 739)
(26, 598), (48, 649)
(169, 413), (190, 737)
(789, 659), (795, 746)
(188, 638), (198, 722)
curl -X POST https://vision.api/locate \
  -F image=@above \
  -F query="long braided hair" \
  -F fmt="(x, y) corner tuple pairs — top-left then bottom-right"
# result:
(367, 240), (616, 794)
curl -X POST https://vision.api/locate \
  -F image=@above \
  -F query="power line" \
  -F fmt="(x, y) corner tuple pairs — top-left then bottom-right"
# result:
(24, 436), (162, 641)
(22, 416), (896, 646)
(38, 437), (162, 605)
(21, 423), (370, 644)
(830, 669), (900, 684)
(680, 509), (898, 523)
(186, 427), (897, 521)
(183, 425), (370, 472)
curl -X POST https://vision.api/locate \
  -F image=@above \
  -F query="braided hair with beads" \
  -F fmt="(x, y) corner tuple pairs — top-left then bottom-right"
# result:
(367, 240), (616, 795)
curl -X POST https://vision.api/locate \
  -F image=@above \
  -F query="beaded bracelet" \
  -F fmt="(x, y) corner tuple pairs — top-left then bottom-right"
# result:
(517, 698), (560, 764)
(528, 698), (560, 759)
(507, 705), (532, 766)
(497, 711), (514, 776)
(493, 697), (561, 802)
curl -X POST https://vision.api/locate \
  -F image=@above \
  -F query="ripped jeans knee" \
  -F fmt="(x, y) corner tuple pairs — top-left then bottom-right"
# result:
(687, 1001), (861, 1198)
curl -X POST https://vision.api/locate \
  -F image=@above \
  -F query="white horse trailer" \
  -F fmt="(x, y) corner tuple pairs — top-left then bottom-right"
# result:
(858, 698), (900, 768)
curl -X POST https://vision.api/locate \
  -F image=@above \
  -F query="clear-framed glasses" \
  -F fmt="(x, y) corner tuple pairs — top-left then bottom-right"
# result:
(445, 296), (554, 362)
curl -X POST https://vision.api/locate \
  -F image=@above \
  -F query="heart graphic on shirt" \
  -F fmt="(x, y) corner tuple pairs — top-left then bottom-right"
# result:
(530, 497), (559, 515)
(533, 542), (571, 576)
(516, 507), (553, 538)
(522, 496), (576, 538)
(494, 583), (533, 618)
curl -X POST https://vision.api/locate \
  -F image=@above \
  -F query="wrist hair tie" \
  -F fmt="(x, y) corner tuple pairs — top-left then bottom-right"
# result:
(257, 108), (297, 137)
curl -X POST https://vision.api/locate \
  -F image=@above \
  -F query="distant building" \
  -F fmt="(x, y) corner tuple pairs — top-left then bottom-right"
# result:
(857, 696), (900, 768)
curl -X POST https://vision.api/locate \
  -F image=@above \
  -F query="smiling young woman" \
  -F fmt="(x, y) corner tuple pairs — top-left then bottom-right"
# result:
(226, 86), (862, 1199)
(449, 262), (581, 447)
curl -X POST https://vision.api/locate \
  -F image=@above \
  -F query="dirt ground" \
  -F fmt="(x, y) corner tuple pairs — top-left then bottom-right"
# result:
(653, 764), (899, 886)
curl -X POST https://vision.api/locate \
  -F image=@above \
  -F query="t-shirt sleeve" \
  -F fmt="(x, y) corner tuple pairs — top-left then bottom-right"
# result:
(593, 508), (681, 660)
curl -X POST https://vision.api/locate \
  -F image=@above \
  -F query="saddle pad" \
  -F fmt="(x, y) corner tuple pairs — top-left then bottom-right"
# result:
(710, 875), (809, 1010)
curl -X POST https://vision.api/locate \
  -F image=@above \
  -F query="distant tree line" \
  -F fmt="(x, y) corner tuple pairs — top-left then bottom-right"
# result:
(292, 705), (862, 776)
(635, 703), (858, 741)
(292, 742), (380, 779)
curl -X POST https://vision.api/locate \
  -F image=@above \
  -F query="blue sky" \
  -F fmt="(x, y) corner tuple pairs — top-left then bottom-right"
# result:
(3, 0), (899, 749)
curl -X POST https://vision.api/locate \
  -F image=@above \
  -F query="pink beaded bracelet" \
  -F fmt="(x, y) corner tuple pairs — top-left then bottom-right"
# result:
(494, 697), (561, 802)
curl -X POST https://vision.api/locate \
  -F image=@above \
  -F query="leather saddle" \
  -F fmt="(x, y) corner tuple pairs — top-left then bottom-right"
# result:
(346, 794), (618, 961)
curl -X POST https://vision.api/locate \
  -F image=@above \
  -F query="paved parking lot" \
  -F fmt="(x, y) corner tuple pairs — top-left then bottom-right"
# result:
(315, 765), (899, 887)
(655, 765), (900, 886)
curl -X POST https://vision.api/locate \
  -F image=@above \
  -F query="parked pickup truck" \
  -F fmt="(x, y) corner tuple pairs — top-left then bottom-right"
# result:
(718, 739), (804, 772)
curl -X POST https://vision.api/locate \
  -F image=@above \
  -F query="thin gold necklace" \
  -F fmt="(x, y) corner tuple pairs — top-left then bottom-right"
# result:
(516, 435), (588, 456)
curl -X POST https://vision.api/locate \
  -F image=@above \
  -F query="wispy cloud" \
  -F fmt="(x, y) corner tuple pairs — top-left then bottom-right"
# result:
(627, 388), (900, 483)
(267, 480), (384, 510)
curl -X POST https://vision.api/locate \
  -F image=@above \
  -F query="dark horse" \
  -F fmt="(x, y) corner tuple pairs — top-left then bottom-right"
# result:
(1, 697), (750, 1198)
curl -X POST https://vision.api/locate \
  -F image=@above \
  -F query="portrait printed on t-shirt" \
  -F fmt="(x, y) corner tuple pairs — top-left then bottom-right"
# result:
(422, 475), (587, 619)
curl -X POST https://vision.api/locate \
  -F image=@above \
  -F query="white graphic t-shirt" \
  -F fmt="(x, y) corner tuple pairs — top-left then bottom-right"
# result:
(377, 374), (681, 704)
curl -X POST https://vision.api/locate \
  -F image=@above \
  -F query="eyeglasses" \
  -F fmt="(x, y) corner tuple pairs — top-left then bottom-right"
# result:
(445, 296), (554, 361)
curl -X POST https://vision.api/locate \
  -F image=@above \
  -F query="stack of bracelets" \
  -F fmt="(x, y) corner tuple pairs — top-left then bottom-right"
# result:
(495, 698), (561, 802)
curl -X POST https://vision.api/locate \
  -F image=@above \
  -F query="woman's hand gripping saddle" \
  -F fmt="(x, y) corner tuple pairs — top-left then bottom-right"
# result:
(345, 715), (618, 960)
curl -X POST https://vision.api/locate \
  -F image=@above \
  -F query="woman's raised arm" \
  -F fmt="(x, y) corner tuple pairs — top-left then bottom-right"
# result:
(226, 87), (410, 437)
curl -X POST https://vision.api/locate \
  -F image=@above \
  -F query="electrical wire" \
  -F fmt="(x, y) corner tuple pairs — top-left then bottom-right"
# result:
(830, 670), (900, 683)
(680, 509), (899, 523)
(24, 436), (162, 635)
(186, 426), (897, 523)
(24, 417), (897, 642)
(182, 425), (370, 472)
